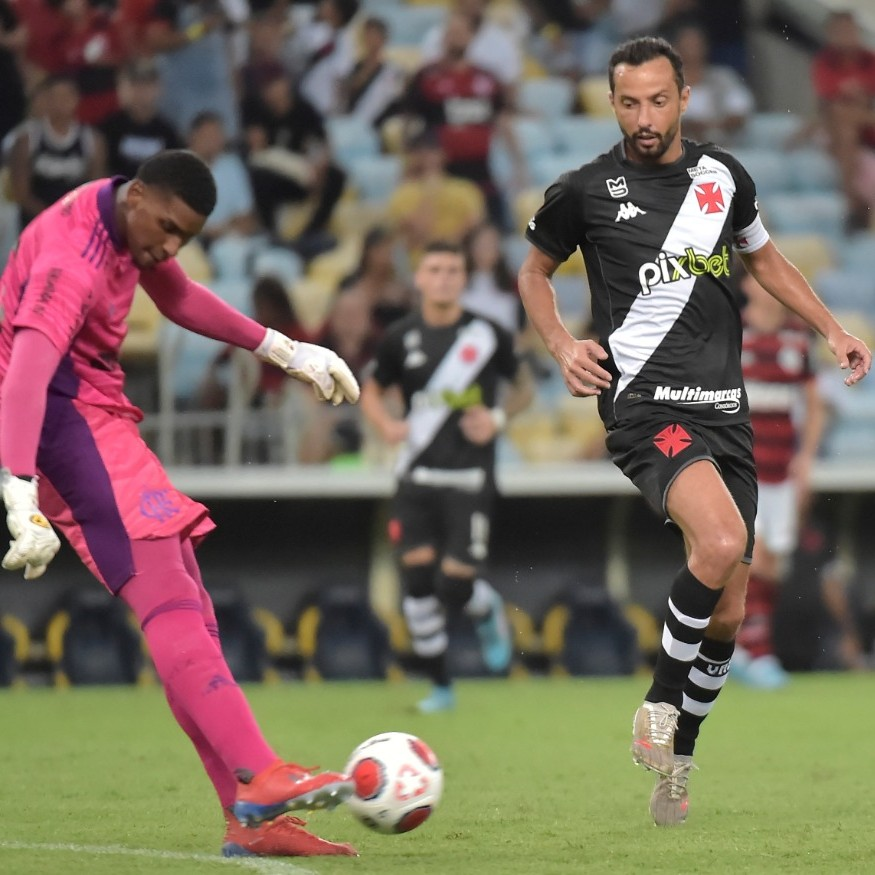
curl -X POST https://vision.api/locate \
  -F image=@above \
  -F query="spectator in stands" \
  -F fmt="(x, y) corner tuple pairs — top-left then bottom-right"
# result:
(387, 130), (486, 266)
(420, 0), (522, 102)
(45, 0), (125, 125)
(812, 10), (875, 232)
(288, 0), (360, 117)
(144, 0), (240, 139)
(295, 286), (380, 463)
(7, 74), (106, 229)
(732, 266), (827, 689)
(187, 110), (261, 249)
(101, 59), (182, 180)
(337, 16), (405, 129)
(340, 226), (411, 338)
(670, 22), (753, 145)
(242, 62), (346, 254)
(0, 0), (27, 143)
(405, 11), (524, 231)
(198, 274), (326, 411)
(462, 221), (523, 337)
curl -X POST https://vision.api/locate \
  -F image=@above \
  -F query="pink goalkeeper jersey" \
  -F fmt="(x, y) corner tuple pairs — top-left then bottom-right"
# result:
(0, 177), (143, 419)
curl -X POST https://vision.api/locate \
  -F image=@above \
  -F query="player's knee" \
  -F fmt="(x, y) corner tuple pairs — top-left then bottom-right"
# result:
(435, 572), (475, 612)
(697, 524), (748, 578)
(401, 563), (437, 599)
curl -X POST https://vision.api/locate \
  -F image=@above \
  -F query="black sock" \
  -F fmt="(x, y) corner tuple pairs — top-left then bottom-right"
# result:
(414, 653), (450, 688)
(646, 566), (723, 709)
(675, 637), (735, 756)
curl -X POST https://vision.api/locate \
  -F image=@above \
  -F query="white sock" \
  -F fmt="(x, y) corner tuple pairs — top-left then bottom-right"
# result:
(465, 578), (497, 619)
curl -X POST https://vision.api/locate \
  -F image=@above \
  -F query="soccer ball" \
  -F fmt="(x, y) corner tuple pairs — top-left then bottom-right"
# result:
(344, 732), (443, 834)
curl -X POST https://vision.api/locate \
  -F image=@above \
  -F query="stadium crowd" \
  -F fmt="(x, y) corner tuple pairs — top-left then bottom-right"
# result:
(0, 0), (872, 473)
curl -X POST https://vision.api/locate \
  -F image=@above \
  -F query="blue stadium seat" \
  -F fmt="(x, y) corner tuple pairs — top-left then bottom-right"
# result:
(502, 233), (531, 273)
(518, 77), (576, 120)
(206, 277), (252, 314)
(813, 268), (875, 313)
(551, 117), (619, 165)
(325, 116), (380, 168)
(384, 4), (446, 46)
(208, 235), (266, 280)
(741, 112), (803, 149)
(839, 234), (875, 272)
(531, 153), (579, 188)
(730, 148), (794, 196)
(786, 148), (839, 192)
(761, 192), (846, 241)
(509, 115), (554, 159)
(348, 154), (403, 203)
(251, 245), (305, 288)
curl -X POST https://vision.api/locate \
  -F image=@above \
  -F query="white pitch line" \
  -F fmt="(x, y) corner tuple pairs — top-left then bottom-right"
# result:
(0, 840), (318, 874)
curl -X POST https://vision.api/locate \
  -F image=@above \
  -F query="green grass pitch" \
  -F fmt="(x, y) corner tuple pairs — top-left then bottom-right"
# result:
(0, 675), (871, 874)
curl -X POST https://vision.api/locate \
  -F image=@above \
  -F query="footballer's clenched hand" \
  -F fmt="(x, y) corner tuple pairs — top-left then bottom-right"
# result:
(2, 471), (61, 580)
(255, 328), (361, 405)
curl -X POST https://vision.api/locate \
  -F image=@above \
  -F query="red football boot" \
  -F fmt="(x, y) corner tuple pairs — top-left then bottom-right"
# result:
(233, 760), (354, 826)
(222, 811), (358, 858)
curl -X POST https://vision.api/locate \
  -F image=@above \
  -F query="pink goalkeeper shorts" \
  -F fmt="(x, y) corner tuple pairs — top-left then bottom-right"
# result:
(37, 395), (215, 593)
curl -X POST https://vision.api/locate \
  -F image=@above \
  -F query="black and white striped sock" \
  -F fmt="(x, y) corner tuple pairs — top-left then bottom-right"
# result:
(645, 566), (723, 710)
(675, 637), (735, 756)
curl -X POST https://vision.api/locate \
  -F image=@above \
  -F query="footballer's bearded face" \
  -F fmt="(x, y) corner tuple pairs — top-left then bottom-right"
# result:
(123, 181), (206, 270)
(610, 57), (690, 165)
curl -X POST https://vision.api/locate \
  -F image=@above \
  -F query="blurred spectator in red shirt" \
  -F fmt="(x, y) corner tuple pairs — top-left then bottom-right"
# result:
(812, 10), (875, 231)
(44, 0), (125, 125)
(404, 10), (524, 231)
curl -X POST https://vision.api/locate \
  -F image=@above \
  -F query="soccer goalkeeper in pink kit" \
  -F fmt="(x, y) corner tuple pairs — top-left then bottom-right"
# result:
(0, 150), (360, 859)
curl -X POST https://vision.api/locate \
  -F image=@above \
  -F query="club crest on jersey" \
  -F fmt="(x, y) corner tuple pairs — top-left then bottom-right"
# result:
(606, 176), (628, 198)
(695, 182), (725, 214)
(614, 201), (646, 222)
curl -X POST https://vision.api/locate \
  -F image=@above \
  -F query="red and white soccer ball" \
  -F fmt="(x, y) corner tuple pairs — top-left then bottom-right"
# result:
(344, 732), (443, 834)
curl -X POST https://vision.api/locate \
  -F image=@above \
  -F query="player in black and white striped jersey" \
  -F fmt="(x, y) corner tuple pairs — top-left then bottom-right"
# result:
(519, 35), (871, 826)
(360, 240), (532, 714)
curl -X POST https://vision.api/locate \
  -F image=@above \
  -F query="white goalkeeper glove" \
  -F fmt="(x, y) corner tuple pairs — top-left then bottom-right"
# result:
(2, 471), (61, 580)
(255, 328), (361, 406)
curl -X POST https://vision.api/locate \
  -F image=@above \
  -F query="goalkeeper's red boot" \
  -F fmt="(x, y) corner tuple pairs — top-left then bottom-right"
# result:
(222, 811), (358, 857)
(232, 760), (354, 826)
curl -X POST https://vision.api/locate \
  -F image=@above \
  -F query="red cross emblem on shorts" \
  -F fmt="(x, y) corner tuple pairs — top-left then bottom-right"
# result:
(695, 182), (725, 214)
(653, 424), (693, 458)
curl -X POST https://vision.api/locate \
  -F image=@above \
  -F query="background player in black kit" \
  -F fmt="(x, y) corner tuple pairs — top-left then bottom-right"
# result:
(518, 37), (872, 827)
(360, 241), (531, 713)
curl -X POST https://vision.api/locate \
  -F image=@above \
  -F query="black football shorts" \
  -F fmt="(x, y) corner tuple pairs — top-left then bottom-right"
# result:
(606, 418), (757, 561)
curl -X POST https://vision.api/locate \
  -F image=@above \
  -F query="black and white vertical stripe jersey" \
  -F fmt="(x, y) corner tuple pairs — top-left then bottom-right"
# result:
(370, 310), (518, 474)
(526, 138), (770, 430)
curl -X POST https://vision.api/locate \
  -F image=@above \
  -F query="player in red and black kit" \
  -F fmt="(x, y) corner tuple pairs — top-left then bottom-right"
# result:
(518, 36), (870, 827)
(733, 267), (827, 688)
(404, 10), (524, 231)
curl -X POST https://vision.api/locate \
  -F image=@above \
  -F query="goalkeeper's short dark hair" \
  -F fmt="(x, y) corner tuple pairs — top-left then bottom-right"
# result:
(135, 149), (217, 218)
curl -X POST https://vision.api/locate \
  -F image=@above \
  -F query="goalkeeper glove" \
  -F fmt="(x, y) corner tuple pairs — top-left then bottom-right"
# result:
(255, 328), (361, 405)
(2, 471), (61, 580)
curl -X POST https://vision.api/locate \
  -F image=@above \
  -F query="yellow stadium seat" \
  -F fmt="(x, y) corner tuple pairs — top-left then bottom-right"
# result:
(307, 236), (362, 287)
(578, 76), (613, 118)
(121, 285), (163, 364)
(770, 233), (835, 283)
(513, 187), (544, 234)
(175, 238), (212, 283)
(290, 276), (336, 331)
